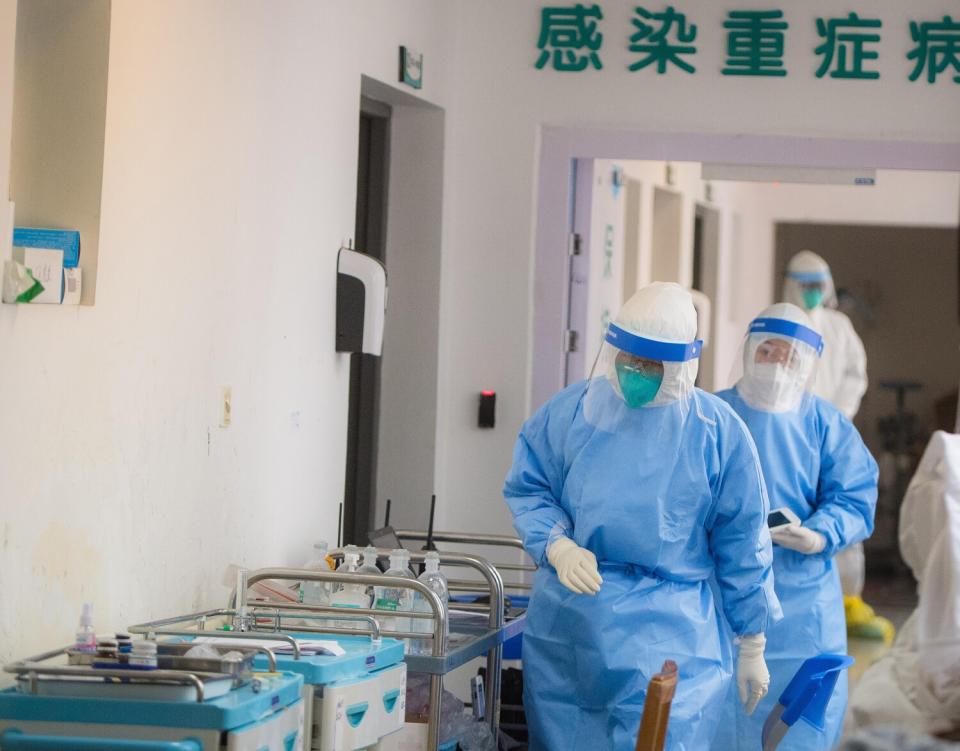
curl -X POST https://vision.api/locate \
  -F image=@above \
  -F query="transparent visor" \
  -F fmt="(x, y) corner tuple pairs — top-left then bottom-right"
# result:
(583, 323), (702, 431)
(728, 318), (822, 413)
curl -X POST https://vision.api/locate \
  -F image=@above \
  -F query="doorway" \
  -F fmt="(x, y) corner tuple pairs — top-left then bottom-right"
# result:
(775, 221), (960, 574)
(343, 78), (446, 544)
(343, 97), (390, 546)
(531, 131), (960, 409)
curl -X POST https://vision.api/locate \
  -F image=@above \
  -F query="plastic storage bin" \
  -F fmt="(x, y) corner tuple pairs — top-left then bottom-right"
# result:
(312, 663), (405, 750)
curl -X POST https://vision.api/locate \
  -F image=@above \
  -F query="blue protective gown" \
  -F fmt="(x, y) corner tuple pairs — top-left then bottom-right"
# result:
(504, 380), (782, 751)
(713, 388), (878, 750)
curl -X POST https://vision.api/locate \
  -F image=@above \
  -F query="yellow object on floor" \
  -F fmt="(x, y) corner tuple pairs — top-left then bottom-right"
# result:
(845, 595), (896, 644)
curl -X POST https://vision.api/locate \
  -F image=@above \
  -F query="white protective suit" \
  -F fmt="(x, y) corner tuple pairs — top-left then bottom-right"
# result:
(783, 250), (868, 421)
(847, 431), (960, 736)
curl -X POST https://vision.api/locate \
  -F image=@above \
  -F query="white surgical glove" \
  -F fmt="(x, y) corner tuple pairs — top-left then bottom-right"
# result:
(546, 537), (602, 595)
(737, 633), (770, 715)
(771, 525), (826, 555)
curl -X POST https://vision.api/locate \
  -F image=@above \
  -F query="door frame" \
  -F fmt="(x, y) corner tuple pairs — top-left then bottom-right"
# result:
(532, 129), (960, 409)
(343, 97), (391, 546)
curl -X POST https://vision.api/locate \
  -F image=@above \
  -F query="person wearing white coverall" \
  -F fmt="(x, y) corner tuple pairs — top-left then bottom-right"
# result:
(783, 250), (874, 616)
(504, 282), (782, 750)
(783, 250), (867, 420)
(847, 430), (960, 738)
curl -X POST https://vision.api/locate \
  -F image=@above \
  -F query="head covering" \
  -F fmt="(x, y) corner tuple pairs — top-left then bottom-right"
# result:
(604, 282), (700, 406)
(784, 250), (838, 310)
(583, 282), (703, 432)
(736, 302), (822, 413)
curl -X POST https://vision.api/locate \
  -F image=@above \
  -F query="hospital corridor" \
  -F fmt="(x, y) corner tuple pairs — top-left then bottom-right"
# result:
(0, 2), (958, 750)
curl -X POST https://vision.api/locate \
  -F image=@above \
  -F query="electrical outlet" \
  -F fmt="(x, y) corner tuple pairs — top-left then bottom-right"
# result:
(221, 386), (232, 428)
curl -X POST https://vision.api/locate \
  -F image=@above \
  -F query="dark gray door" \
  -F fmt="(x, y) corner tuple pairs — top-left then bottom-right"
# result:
(344, 98), (390, 545)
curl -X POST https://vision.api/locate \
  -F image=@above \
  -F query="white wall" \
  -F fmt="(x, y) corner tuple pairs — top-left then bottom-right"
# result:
(0, 1), (14, 262)
(0, 0), (455, 664)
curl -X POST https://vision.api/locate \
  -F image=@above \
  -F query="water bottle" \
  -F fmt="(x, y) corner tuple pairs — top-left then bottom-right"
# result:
(374, 549), (415, 649)
(301, 540), (332, 606)
(330, 546), (369, 630)
(358, 546), (381, 598)
(413, 551), (449, 655)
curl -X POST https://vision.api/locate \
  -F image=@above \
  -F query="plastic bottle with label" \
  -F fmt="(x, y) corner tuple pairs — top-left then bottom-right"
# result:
(374, 549), (415, 648)
(358, 546), (381, 595)
(413, 551), (449, 655)
(330, 545), (370, 630)
(301, 540), (332, 606)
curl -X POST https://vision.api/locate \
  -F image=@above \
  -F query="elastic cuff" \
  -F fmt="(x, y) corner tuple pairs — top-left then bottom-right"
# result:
(545, 520), (572, 555)
(545, 535), (575, 568)
(803, 519), (840, 558)
(737, 633), (766, 653)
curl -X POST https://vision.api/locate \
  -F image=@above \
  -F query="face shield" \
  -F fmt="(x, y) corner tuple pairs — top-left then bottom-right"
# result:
(783, 250), (837, 311)
(583, 320), (703, 431)
(732, 316), (823, 413)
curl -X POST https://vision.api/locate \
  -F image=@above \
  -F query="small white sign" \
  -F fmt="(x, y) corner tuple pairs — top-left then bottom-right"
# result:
(399, 46), (423, 90)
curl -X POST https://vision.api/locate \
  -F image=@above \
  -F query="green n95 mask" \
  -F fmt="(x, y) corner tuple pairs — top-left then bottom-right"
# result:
(615, 360), (663, 408)
(801, 287), (824, 310)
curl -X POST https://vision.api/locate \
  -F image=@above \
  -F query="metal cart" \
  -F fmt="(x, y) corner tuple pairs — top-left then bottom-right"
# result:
(394, 531), (534, 748)
(128, 546), (522, 750)
(1, 645), (305, 749)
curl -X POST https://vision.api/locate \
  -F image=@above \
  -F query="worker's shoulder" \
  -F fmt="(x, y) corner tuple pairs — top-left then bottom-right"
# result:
(806, 393), (858, 435)
(694, 388), (743, 423)
(712, 387), (737, 407)
(527, 380), (587, 422)
(808, 393), (844, 419)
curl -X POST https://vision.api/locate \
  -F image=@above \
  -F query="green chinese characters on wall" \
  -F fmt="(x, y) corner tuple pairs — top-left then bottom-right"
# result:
(534, 4), (960, 83)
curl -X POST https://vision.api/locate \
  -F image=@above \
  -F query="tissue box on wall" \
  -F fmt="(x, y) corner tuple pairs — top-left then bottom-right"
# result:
(12, 228), (80, 268)
(12, 246), (63, 303)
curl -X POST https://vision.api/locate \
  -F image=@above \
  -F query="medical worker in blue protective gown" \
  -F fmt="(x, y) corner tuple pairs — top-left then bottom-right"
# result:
(713, 303), (878, 751)
(504, 282), (783, 751)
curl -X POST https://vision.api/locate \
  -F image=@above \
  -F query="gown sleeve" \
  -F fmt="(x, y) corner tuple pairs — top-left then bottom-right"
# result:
(804, 400), (879, 557)
(708, 406), (783, 636)
(503, 390), (578, 565)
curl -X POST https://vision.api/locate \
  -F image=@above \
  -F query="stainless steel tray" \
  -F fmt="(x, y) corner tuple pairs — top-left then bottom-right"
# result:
(16, 671), (235, 702)
(67, 642), (256, 685)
